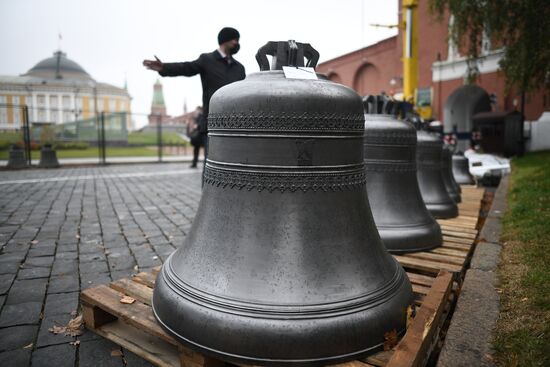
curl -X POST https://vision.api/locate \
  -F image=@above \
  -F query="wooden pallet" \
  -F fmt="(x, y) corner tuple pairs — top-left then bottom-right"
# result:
(80, 185), (487, 367)
(81, 267), (453, 367)
(393, 185), (485, 279)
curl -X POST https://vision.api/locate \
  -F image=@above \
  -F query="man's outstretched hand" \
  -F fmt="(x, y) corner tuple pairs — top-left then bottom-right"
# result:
(143, 56), (163, 72)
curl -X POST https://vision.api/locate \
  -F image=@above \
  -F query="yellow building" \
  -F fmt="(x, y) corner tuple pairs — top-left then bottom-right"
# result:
(0, 50), (132, 130)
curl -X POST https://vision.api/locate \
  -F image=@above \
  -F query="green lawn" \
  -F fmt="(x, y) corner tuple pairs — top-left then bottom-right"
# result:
(128, 131), (188, 146)
(0, 146), (173, 160)
(494, 150), (550, 367)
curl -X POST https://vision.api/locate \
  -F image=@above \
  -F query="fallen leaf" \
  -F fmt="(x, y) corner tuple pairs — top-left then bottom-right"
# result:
(49, 315), (83, 337)
(70, 310), (78, 317)
(70, 340), (80, 346)
(75, 234), (80, 239)
(120, 296), (136, 304)
(153, 256), (158, 260)
(30, 240), (38, 245)
(111, 349), (123, 357)
(383, 329), (399, 351)
(133, 265), (139, 272)
(521, 297), (528, 302)
(23, 343), (33, 349)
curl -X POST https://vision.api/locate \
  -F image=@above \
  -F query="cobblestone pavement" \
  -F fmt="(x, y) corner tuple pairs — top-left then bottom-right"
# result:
(0, 163), (203, 366)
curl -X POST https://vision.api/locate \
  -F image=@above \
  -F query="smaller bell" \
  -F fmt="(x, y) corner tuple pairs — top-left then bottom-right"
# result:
(441, 145), (461, 203)
(452, 152), (475, 185)
(6, 145), (28, 169)
(363, 96), (442, 253)
(416, 130), (458, 219)
(38, 144), (60, 168)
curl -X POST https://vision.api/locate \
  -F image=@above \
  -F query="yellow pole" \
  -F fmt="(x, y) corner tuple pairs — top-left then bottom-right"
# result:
(402, 0), (418, 104)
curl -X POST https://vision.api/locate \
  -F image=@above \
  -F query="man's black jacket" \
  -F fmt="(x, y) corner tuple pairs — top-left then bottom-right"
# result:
(159, 50), (245, 131)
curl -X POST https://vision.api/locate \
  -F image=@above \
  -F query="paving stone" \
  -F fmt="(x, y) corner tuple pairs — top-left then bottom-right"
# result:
(0, 325), (37, 352)
(135, 254), (162, 268)
(79, 253), (106, 263)
(36, 313), (75, 347)
(110, 270), (136, 281)
(5, 278), (48, 305)
(0, 252), (26, 263)
(17, 267), (51, 280)
(0, 242), (30, 254)
(51, 260), (79, 276)
(0, 274), (15, 294)
(32, 343), (77, 367)
(23, 256), (54, 268)
(108, 254), (136, 271)
(0, 302), (43, 327)
(55, 251), (78, 261)
(43, 292), (79, 317)
(0, 348), (31, 367)
(56, 243), (78, 253)
(0, 262), (21, 275)
(437, 269), (499, 367)
(471, 242), (502, 272)
(478, 216), (502, 244)
(79, 338), (125, 367)
(0, 296), (5, 309)
(81, 272), (111, 290)
(28, 244), (56, 257)
(80, 260), (109, 274)
(47, 274), (80, 294)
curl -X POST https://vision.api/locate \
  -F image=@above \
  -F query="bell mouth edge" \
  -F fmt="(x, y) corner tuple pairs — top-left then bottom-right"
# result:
(158, 255), (410, 318)
(152, 290), (408, 366)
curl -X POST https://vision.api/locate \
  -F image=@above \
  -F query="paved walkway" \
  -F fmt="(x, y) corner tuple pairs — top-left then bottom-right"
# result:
(0, 163), (203, 366)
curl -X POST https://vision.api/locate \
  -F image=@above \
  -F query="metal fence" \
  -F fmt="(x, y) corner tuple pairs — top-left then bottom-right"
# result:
(0, 104), (194, 167)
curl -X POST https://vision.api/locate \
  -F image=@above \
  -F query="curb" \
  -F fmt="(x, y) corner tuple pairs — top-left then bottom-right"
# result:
(437, 176), (509, 367)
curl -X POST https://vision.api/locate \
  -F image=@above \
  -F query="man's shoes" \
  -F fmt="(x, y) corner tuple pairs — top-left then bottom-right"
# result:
(190, 164), (197, 168)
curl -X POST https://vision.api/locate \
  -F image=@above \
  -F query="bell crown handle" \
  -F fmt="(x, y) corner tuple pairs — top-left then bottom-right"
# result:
(256, 40), (320, 71)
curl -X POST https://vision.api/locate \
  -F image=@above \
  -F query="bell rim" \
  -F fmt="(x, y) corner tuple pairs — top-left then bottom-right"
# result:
(158, 253), (408, 318)
(152, 302), (407, 366)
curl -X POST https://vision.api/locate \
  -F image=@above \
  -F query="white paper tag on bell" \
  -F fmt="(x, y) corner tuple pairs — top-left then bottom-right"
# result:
(282, 66), (318, 80)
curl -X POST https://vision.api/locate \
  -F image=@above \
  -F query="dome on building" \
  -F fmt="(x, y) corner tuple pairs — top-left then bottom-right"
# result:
(23, 51), (93, 81)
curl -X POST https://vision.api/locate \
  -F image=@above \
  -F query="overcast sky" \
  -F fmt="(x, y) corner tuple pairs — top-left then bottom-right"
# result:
(0, 0), (397, 128)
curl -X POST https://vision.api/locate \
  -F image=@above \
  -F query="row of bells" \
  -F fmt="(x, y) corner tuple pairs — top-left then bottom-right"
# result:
(153, 41), (474, 366)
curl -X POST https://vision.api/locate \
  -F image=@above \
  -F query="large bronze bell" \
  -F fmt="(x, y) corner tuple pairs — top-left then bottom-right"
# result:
(363, 96), (442, 253)
(416, 130), (458, 218)
(6, 144), (28, 169)
(441, 145), (461, 203)
(153, 41), (412, 366)
(452, 152), (475, 185)
(38, 144), (60, 168)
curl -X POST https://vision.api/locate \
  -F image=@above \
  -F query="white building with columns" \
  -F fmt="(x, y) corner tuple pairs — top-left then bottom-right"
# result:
(0, 50), (132, 130)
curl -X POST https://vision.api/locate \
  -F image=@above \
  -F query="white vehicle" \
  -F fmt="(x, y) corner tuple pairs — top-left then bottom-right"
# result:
(464, 150), (511, 185)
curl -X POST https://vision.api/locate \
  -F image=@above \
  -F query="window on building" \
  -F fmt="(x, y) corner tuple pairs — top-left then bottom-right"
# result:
(98, 99), (104, 112)
(49, 95), (58, 110)
(0, 96), (7, 125)
(12, 96), (20, 125)
(37, 94), (45, 106)
(110, 99), (116, 112)
(416, 88), (432, 107)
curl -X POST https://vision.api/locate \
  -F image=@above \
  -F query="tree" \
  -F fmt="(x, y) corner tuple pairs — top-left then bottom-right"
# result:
(429, 0), (550, 94)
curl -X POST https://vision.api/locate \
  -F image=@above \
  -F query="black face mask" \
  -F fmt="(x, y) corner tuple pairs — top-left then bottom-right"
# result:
(229, 43), (240, 55)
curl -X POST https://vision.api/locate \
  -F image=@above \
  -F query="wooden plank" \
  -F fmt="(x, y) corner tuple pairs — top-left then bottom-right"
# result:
(440, 229), (477, 240)
(406, 272), (435, 287)
(439, 224), (478, 235)
(430, 247), (468, 258)
(386, 271), (453, 367)
(412, 283), (431, 296)
(404, 252), (465, 266)
(364, 350), (393, 366)
(441, 242), (471, 251)
(393, 255), (462, 274)
(81, 285), (177, 346)
(110, 278), (154, 306)
(437, 220), (477, 230)
(442, 235), (474, 245)
(93, 320), (180, 367)
(133, 272), (156, 288)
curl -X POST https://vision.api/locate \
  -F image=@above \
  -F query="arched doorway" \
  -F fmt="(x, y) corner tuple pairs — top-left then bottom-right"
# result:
(353, 63), (381, 97)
